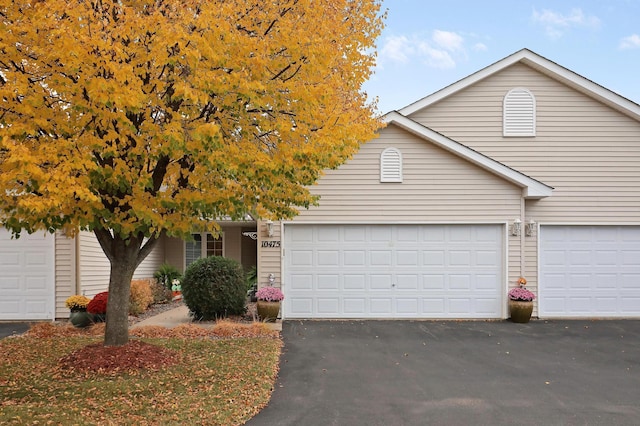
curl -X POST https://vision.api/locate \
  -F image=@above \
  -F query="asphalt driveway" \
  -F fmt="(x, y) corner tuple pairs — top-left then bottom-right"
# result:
(0, 322), (30, 339)
(247, 320), (640, 426)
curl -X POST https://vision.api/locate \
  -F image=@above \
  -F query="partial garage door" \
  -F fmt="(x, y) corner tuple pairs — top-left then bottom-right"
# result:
(540, 226), (640, 318)
(0, 229), (55, 320)
(284, 224), (503, 319)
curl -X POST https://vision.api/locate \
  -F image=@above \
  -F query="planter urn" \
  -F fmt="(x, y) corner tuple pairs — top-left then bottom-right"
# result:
(509, 300), (534, 323)
(69, 310), (92, 328)
(256, 300), (281, 322)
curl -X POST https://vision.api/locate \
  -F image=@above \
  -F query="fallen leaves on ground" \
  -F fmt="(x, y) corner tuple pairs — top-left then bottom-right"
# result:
(1, 321), (282, 425)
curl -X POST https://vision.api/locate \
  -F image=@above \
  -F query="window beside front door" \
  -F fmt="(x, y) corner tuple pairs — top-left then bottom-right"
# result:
(185, 232), (224, 268)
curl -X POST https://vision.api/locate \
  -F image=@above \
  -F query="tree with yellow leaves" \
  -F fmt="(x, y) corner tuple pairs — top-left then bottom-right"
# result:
(0, 0), (384, 345)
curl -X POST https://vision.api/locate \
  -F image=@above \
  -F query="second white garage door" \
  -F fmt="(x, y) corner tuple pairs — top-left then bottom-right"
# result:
(284, 224), (503, 319)
(0, 229), (55, 320)
(540, 225), (640, 318)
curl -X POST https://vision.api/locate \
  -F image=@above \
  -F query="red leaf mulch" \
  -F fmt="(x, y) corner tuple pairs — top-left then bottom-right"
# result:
(58, 340), (180, 376)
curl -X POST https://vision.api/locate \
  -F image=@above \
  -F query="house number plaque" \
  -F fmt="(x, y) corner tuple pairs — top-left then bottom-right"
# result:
(261, 241), (281, 248)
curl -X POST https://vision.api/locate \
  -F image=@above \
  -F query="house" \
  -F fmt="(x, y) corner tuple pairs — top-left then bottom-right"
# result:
(2, 49), (639, 321)
(0, 220), (257, 320)
(261, 48), (640, 320)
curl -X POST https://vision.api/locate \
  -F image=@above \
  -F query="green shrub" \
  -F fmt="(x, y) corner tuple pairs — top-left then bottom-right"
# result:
(182, 256), (246, 320)
(154, 263), (182, 290)
(129, 279), (154, 315)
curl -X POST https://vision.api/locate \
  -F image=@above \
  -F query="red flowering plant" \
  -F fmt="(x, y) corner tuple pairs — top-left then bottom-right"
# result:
(87, 292), (109, 314)
(256, 286), (284, 302)
(508, 277), (536, 302)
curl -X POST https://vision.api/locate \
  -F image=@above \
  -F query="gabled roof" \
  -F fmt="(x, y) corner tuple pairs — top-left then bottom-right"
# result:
(399, 48), (640, 122)
(383, 112), (554, 199)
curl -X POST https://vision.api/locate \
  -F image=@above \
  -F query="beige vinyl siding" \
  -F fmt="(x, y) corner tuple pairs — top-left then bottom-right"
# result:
(408, 63), (640, 223)
(257, 221), (281, 289)
(164, 235), (185, 272)
(132, 238), (165, 279)
(54, 232), (75, 319)
(78, 232), (110, 297)
(223, 227), (242, 265)
(78, 231), (165, 297)
(295, 125), (523, 222)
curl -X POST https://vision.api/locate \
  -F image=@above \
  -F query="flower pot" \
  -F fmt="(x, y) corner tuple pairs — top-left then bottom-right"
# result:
(509, 300), (534, 323)
(256, 300), (281, 322)
(69, 310), (92, 328)
(92, 313), (106, 323)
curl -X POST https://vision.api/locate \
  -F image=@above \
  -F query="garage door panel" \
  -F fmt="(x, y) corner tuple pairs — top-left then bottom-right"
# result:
(289, 274), (313, 290)
(284, 224), (503, 319)
(0, 230), (54, 320)
(344, 275), (365, 290)
(371, 251), (392, 266)
(396, 275), (418, 290)
(317, 275), (339, 290)
(424, 251), (445, 266)
(397, 251), (418, 266)
(622, 251), (640, 265)
(371, 275), (392, 290)
(344, 251), (366, 266)
(396, 298), (418, 315)
(540, 226), (640, 318)
(450, 251), (471, 266)
(370, 298), (392, 314)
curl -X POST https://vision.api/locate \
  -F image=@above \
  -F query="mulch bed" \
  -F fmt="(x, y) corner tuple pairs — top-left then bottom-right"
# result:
(58, 340), (180, 376)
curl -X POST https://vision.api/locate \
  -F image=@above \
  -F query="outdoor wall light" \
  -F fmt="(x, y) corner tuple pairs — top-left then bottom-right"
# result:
(265, 220), (274, 237)
(511, 218), (521, 237)
(525, 219), (536, 237)
(268, 273), (275, 285)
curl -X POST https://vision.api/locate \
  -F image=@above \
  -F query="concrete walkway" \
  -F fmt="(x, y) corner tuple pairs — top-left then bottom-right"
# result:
(130, 304), (282, 331)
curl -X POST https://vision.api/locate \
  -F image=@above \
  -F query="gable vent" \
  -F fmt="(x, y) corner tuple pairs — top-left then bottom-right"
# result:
(503, 88), (536, 137)
(380, 147), (403, 183)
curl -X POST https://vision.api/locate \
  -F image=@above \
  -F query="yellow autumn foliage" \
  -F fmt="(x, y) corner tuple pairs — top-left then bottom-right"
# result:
(0, 0), (384, 344)
(0, 0), (384, 239)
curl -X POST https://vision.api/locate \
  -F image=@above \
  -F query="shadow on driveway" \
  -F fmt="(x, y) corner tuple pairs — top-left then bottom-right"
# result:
(248, 320), (640, 426)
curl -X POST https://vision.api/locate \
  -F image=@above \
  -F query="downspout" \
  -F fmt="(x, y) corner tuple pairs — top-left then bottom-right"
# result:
(75, 233), (82, 295)
(520, 197), (526, 279)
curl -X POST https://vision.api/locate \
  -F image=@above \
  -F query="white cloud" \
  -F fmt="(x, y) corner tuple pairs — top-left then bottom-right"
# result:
(473, 43), (488, 52)
(379, 35), (414, 64)
(532, 8), (601, 39)
(432, 30), (464, 52)
(619, 34), (640, 50)
(378, 30), (475, 69)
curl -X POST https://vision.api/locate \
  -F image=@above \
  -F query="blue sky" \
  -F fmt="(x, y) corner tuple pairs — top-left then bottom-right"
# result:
(363, 1), (640, 113)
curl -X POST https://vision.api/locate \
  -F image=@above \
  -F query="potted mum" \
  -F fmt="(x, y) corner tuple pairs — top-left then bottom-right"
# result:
(65, 295), (92, 328)
(508, 277), (536, 323)
(87, 291), (108, 322)
(256, 286), (284, 322)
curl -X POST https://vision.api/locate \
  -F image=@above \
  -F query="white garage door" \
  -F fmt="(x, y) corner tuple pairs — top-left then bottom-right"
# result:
(284, 224), (503, 319)
(0, 229), (55, 320)
(540, 226), (640, 318)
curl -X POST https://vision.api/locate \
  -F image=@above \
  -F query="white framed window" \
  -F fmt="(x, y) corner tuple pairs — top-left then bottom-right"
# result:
(380, 147), (403, 183)
(503, 88), (536, 137)
(185, 232), (224, 268)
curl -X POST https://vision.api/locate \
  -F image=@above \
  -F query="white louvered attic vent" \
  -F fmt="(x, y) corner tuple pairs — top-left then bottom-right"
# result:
(380, 147), (403, 183)
(503, 88), (536, 137)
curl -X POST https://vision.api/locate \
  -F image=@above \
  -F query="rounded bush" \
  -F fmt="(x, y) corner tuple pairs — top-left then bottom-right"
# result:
(182, 256), (246, 320)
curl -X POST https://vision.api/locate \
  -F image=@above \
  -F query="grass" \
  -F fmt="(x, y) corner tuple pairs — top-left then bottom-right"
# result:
(0, 328), (282, 425)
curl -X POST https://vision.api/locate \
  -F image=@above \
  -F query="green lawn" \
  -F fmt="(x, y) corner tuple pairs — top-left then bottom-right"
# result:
(0, 332), (281, 425)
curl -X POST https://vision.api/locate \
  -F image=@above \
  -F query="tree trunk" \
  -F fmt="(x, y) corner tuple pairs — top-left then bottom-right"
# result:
(103, 238), (139, 346)
(94, 230), (160, 347)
